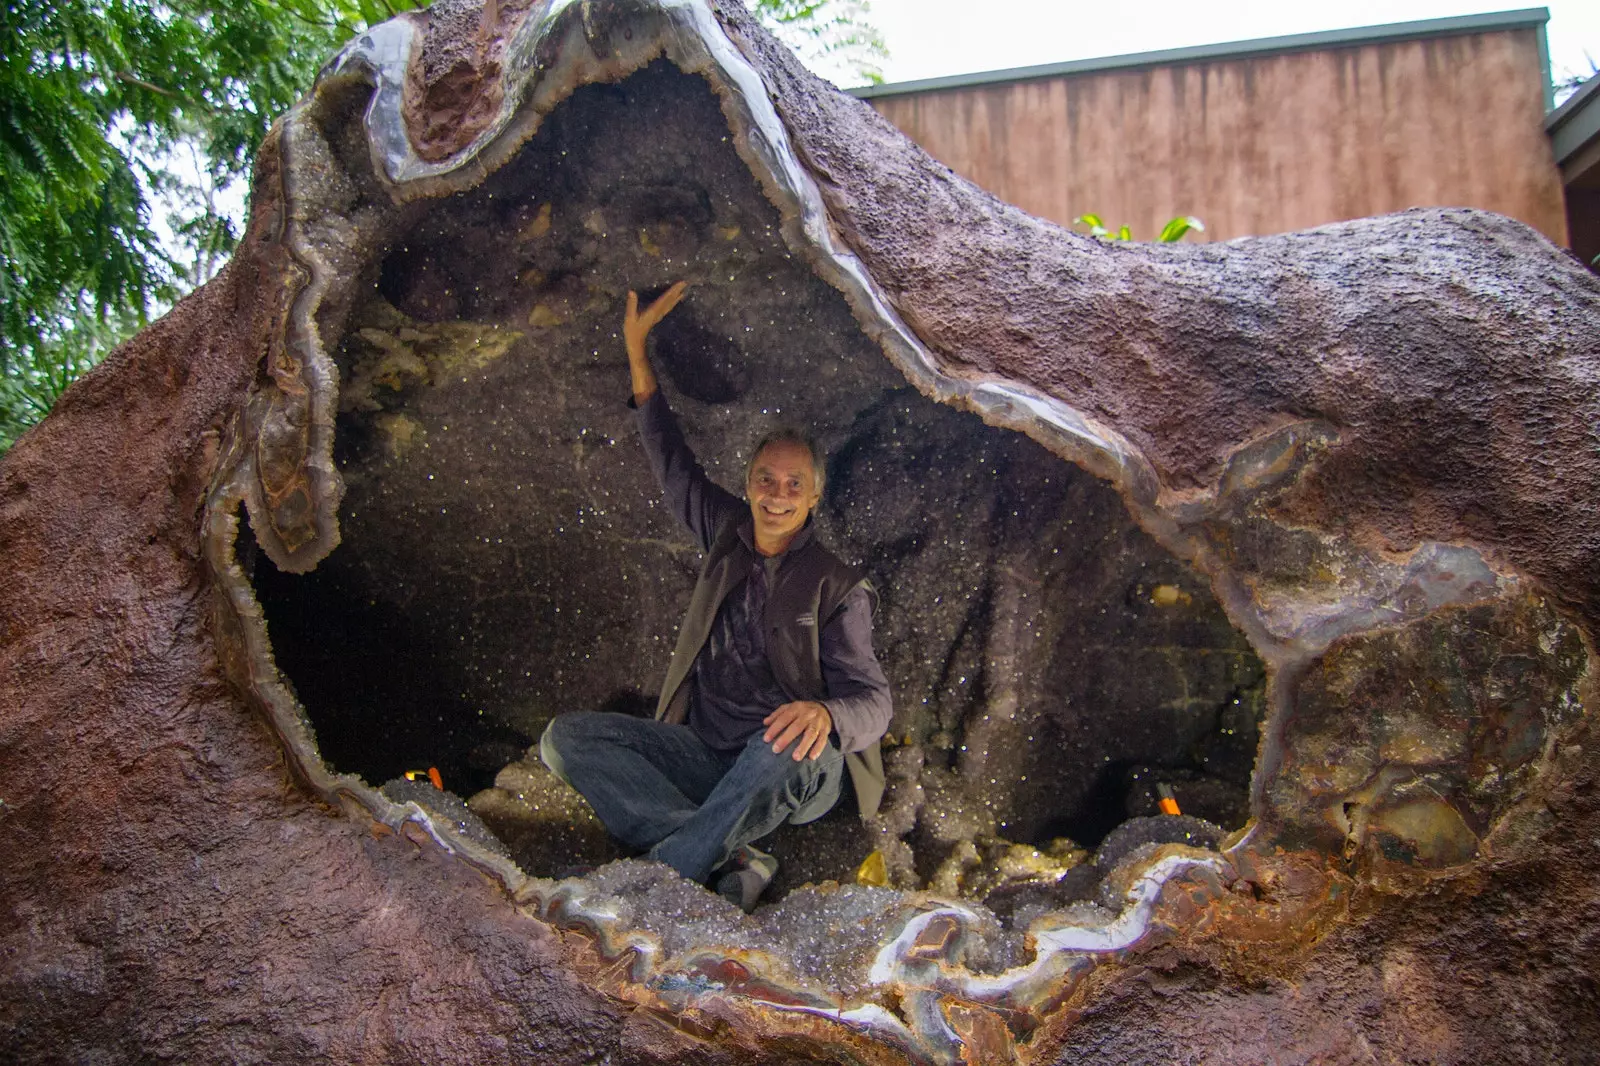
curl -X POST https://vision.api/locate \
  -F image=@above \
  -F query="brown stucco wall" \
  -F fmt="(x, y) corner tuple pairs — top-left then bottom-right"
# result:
(867, 28), (1569, 244)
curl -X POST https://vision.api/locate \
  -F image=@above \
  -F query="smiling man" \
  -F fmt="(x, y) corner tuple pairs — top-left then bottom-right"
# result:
(539, 283), (892, 911)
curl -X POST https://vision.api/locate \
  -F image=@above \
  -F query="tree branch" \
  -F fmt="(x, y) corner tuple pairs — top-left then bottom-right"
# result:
(114, 71), (209, 111)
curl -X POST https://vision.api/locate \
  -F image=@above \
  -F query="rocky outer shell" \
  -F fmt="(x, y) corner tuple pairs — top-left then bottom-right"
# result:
(3, 1), (1600, 1063)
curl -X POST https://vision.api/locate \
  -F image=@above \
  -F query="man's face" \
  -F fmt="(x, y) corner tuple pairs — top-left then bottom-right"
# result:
(746, 440), (821, 553)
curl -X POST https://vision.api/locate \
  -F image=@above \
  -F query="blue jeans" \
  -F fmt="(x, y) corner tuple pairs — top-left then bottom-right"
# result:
(539, 711), (843, 884)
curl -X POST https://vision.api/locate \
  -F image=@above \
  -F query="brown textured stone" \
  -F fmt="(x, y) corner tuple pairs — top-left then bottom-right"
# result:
(3, 2), (1599, 1063)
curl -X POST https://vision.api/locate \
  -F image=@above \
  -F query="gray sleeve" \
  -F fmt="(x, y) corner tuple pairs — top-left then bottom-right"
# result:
(819, 584), (893, 755)
(632, 391), (743, 552)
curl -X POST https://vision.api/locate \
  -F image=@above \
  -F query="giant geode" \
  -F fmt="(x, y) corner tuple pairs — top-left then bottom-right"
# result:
(3, 1), (1599, 1063)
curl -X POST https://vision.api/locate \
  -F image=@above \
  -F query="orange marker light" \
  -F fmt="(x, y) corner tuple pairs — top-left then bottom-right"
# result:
(1156, 783), (1181, 816)
(404, 768), (445, 791)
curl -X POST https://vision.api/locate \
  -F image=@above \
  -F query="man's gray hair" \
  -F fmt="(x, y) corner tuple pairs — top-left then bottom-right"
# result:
(745, 428), (827, 498)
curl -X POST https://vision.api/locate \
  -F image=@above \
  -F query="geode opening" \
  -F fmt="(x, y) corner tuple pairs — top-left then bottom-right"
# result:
(242, 60), (1266, 905)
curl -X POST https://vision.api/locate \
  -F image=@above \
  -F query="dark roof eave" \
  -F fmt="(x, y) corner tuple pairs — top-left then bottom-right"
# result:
(848, 7), (1552, 100)
(1547, 73), (1600, 169)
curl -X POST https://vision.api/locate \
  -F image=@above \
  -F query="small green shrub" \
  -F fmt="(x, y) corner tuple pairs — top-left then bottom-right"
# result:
(1073, 214), (1205, 243)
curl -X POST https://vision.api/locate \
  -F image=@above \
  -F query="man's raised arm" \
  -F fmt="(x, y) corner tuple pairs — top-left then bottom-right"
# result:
(625, 284), (742, 551)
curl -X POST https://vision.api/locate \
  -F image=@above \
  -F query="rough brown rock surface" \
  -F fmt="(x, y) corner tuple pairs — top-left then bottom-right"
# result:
(3, 1), (1599, 1063)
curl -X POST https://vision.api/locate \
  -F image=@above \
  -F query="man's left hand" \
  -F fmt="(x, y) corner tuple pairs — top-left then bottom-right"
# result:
(762, 701), (833, 761)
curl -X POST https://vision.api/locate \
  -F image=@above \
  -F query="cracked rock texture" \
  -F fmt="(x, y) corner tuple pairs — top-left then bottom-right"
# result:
(3, 1), (1600, 1063)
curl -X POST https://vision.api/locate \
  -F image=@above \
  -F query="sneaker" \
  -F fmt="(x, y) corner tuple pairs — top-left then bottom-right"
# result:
(715, 845), (778, 914)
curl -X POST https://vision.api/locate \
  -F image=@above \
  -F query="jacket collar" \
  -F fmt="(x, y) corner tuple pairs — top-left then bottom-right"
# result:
(735, 512), (816, 559)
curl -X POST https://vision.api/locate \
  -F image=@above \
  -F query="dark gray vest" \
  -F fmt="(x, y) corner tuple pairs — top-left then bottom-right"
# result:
(654, 519), (887, 818)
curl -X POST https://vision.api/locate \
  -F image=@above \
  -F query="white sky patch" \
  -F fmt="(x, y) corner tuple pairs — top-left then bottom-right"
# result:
(856, 1), (1598, 89)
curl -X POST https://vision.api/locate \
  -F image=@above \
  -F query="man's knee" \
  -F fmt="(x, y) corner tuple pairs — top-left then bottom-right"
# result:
(738, 732), (840, 796)
(539, 717), (575, 786)
(791, 745), (843, 821)
(542, 711), (644, 785)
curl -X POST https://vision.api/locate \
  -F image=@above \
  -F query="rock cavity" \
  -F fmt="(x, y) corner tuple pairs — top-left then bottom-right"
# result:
(246, 61), (1266, 907)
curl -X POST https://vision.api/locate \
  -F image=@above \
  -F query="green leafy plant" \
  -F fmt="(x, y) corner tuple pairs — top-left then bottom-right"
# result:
(1073, 214), (1206, 243)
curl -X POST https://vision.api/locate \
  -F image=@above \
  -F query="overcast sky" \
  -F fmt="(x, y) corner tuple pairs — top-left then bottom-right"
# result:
(858, 1), (1598, 91)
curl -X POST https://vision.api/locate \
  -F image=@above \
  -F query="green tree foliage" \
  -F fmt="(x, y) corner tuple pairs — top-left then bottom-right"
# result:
(0, 301), (141, 449)
(1553, 56), (1596, 106)
(747, 0), (888, 84)
(0, 0), (422, 452)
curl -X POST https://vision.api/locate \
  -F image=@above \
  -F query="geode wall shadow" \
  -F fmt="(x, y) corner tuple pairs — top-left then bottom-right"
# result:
(248, 62), (1266, 894)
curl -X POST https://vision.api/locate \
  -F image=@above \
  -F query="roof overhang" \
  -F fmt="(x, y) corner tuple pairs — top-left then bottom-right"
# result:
(1548, 73), (1600, 188)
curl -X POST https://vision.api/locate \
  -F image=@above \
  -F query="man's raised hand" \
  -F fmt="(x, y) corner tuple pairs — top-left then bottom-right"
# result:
(624, 281), (687, 354)
(762, 700), (834, 762)
(623, 283), (688, 407)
